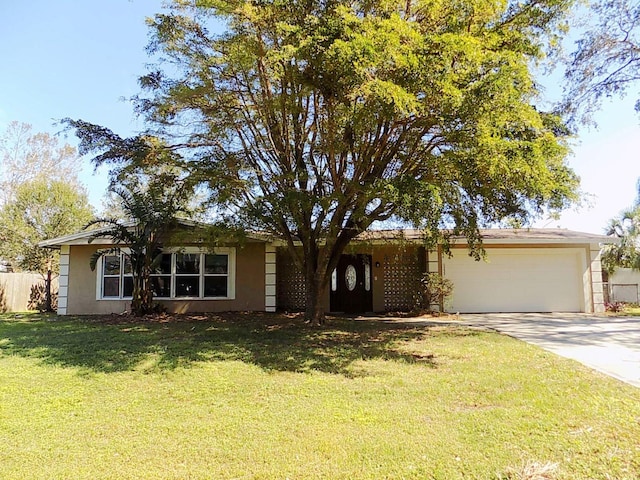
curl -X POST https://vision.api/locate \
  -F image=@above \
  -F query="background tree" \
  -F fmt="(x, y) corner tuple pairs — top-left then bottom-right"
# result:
(99, 191), (131, 222)
(70, 0), (580, 324)
(0, 121), (80, 206)
(601, 181), (640, 274)
(562, 0), (640, 124)
(0, 178), (94, 311)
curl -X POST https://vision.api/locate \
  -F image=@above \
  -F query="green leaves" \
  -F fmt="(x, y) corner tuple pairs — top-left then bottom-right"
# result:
(0, 178), (94, 275)
(69, 0), (581, 320)
(601, 203), (640, 274)
(150, 1), (576, 232)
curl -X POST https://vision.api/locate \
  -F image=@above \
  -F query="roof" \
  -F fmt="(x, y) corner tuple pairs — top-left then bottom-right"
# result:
(38, 220), (273, 248)
(354, 228), (616, 245)
(39, 225), (616, 249)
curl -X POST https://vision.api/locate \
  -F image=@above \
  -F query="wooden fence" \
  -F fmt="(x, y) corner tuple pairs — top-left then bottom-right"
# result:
(0, 273), (59, 313)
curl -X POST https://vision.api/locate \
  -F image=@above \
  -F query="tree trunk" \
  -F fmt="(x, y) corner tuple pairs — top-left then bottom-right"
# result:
(303, 247), (329, 326)
(131, 273), (153, 316)
(131, 274), (143, 316)
(131, 256), (154, 316)
(45, 268), (53, 312)
(304, 272), (328, 326)
(299, 231), (358, 326)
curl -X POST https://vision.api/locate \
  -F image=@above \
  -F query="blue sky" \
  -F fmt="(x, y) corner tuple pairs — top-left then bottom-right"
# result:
(1, 0), (638, 234)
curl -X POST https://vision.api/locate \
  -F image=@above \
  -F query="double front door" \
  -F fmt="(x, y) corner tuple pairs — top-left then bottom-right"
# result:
(329, 254), (373, 314)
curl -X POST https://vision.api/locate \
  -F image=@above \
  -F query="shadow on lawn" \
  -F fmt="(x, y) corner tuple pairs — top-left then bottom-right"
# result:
(0, 313), (477, 375)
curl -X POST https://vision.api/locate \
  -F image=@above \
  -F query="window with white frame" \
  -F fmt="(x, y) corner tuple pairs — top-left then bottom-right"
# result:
(100, 253), (133, 298)
(98, 248), (235, 300)
(150, 253), (172, 298)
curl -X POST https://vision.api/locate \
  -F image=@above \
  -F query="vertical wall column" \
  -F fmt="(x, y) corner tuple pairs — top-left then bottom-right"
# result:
(427, 250), (441, 312)
(590, 244), (605, 313)
(58, 245), (70, 315)
(265, 244), (277, 312)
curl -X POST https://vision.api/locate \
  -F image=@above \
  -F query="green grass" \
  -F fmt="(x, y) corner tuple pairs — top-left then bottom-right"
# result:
(606, 304), (640, 316)
(1, 312), (639, 479)
(623, 305), (640, 316)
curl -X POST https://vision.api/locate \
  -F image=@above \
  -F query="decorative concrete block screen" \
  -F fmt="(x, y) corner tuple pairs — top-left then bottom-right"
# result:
(383, 251), (423, 312)
(276, 249), (306, 311)
(277, 246), (426, 313)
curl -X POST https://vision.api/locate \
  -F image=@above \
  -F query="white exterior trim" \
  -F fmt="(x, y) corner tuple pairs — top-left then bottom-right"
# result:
(265, 245), (277, 312)
(590, 244), (605, 313)
(58, 245), (70, 315)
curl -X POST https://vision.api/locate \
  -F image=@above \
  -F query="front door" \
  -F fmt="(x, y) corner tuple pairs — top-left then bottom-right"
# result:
(330, 254), (373, 313)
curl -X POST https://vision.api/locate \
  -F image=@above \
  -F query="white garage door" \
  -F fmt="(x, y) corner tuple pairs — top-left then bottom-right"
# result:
(443, 248), (585, 313)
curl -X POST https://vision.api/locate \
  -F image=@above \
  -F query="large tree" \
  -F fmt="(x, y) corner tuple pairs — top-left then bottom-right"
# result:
(562, 0), (640, 124)
(71, 0), (580, 324)
(0, 178), (94, 311)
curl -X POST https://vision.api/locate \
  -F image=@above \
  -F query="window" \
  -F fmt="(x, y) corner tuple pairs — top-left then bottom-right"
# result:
(364, 258), (371, 292)
(150, 253), (172, 298)
(204, 254), (229, 297)
(97, 248), (235, 300)
(101, 253), (133, 298)
(175, 253), (200, 297)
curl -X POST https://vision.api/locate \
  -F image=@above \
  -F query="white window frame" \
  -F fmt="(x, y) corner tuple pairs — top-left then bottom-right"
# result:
(173, 251), (202, 299)
(95, 249), (133, 300)
(96, 247), (236, 301)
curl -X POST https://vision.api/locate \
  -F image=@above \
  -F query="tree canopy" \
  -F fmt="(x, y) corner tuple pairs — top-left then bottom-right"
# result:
(71, 0), (580, 323)
(0, 178), (94, 310)
(0, 121), (81, 207)
(0, 178), (94, 274)
(562, 0), (640, 124)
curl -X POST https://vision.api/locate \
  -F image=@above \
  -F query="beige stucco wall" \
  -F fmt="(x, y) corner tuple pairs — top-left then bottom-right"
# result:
(65, 242), (266, 315)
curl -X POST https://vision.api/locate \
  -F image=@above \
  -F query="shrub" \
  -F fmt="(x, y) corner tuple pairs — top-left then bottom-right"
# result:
(415, 272), (454, 312)
(605, 301), (624, 313)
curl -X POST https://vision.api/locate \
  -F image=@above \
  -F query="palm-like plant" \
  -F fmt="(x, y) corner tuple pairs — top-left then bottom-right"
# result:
(58, 124), (198, 315)
(88, 176), (192, 315)
(602, 205), (640, 275)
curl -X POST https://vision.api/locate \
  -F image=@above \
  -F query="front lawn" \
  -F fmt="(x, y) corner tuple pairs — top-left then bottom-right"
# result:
(0, 313), (638, 479)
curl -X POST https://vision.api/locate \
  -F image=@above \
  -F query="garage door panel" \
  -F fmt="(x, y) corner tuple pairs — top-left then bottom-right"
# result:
(444, 248), (584, 313)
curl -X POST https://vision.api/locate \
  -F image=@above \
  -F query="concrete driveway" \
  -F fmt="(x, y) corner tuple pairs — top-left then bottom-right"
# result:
(457, 313), (640, 388)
